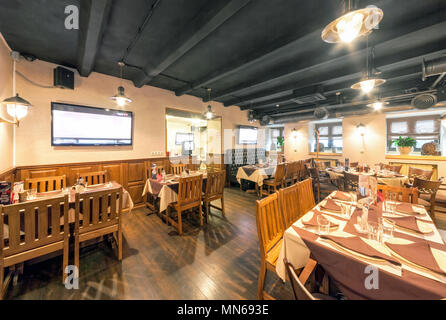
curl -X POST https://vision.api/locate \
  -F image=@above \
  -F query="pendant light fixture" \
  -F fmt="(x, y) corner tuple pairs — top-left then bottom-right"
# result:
(248, 101), (256, 123)
(110, 61), (132, 107)
(321, 0), (383, 43)
(1, 51), (32, 126)
(351, 37), (386, 93)
(204, 88), (215, 120)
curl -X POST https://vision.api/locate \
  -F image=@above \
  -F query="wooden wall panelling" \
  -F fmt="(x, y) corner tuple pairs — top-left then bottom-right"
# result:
(102, 163), (123, 185)
(0, 168), (16, 183)
(126, 160), (146, 205)
(389, 162), (438, 180)
(67, 164), (102, 186)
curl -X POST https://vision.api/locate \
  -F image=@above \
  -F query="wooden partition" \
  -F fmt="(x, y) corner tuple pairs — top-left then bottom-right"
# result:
(3, 155), (225, 208)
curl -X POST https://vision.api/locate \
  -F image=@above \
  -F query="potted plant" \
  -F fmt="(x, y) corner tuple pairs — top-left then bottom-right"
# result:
(392, 136), (416, 155)
(276, 137), (284, 151)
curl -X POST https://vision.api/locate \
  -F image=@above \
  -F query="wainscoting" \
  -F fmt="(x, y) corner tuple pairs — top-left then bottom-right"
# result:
(2, 155), (224, 208)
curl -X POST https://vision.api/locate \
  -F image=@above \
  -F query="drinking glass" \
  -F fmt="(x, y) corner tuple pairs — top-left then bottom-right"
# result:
(349, 191), (357, 205)
(385, 192), (397, 214)
(380, 217), (395, 240)
(367, 221), (382, 242)
(317, 215), (331, 235)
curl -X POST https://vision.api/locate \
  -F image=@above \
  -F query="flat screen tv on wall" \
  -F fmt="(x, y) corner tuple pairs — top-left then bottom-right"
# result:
(237, 125), (258, 145)
(51, 102), (133, 146)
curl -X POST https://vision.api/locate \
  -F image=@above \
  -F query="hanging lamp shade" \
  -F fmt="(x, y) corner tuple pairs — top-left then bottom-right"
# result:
(110, 86), (132, 107)
(351, 77), (386, 93)
(2, 93), (32, 120)
(321, 7), (383, 43)
(203, 88), (215, 119)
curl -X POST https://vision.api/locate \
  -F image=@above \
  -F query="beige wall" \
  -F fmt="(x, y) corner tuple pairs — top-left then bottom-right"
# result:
(284, 114), (446, 177)
(0, 38), (14, 173)
(13, 59), (260, 166)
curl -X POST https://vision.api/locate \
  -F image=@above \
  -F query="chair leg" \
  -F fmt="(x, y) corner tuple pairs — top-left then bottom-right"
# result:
(178, 209), (183, 235)
(74, 234), (79, 280)
(199, 203), (203, 227)
(221, 196), (225, 217)
(0, 265), (4, 300)
(205, 201), (209, 223)
(118, 224), (123, 261)
(166, 206), (170, 226)
(257, 262), (267, 300)
(63, 236), (69, 284)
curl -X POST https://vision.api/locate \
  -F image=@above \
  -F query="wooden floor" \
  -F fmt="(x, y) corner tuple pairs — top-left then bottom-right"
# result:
(4, 187), (294, 300)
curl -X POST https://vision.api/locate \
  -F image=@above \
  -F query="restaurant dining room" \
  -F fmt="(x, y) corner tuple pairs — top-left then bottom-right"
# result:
(0, 0), (446, 307)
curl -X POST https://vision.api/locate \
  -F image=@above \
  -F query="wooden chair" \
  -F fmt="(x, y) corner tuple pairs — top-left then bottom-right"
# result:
(283, 161), (298, 187)
(77, 170), (108, 185)
(255, 192), (285, 300)
(279, 183), (302, 228)
(24, 175), (66, 192)
(166, 175), (203, 235)
(349, 162), (359, 168)
(0, 195), (70, 298)
(344, 171), (359, 191)
(383, 164), (402, 174)
(307, 167), (337, 203)
(377, 185), (418, 204)
(73, 187), (123, 277)
(261, 163), (286, 196)
(284, 258), (333, 300)
(203, 170), (226, 222)
(297, 178), (316, 215)
(170, 163), (186, 175)
(408, 167), (433, 182)
(413, 177), (442, 219)
(149, 165), (165, 177)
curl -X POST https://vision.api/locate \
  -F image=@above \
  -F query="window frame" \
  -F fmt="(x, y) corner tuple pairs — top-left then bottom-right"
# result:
(386, 115), (441, 153)
(315, 122), (343, 153)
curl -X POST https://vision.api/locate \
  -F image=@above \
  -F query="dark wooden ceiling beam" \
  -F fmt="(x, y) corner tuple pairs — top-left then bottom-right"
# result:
(206, 15), (446, 104)
(133, 0), (251, 88)
(77, 0), (112, 77)
(223, 41), (446, 108)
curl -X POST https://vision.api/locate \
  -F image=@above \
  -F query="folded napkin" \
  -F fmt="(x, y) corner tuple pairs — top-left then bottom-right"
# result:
(332, 191), (351, 202)
(302, 210), (339, 228)
(321, 198), (342, 213)
(385, 241), (445, 276)
(367, 205), (383, 223)
(320, 235), (400, 265)
(396, 203), (419, 215)
(387, 216), (432, 234)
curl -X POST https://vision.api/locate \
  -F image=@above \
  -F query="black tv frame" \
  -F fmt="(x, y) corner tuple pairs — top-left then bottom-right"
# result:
(237, 125), (258, 145)
(51, 102), (134, 147)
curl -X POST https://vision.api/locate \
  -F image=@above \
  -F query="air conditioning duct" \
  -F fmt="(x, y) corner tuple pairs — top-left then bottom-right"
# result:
(422, 56), (446, 81)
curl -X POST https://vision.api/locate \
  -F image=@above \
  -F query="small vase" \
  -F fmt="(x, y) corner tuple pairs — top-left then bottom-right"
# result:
(398, 146), (413, 155)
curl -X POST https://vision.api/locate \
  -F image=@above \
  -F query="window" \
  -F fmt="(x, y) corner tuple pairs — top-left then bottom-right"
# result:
(314, 122), (343, 153)
(386, 115), (441, 153)
(267, 127), (284, 150)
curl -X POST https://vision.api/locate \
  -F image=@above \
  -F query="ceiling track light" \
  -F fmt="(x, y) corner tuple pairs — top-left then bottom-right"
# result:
(110, 61), (132, 107)
(351, 37), (386, 93)
(321, 0), (383, 43)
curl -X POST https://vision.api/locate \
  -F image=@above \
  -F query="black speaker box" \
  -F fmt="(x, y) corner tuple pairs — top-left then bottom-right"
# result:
(437, 85), (446, 102)
(53, 66), (74, 89)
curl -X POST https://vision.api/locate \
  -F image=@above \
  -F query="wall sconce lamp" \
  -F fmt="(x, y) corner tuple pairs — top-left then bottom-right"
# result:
(356, 123), (366, 136)
(291, 128), (299, 152)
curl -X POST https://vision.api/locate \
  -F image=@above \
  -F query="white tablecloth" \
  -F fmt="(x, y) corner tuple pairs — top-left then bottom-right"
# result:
(236, 165), (276, 187)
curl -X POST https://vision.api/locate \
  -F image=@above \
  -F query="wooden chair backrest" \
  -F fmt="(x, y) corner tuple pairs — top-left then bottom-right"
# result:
(285, 161), (298, 180)
(315, 161), (330, 170)
(74, 187), (122, 234)
(344, 172), (359, 190)
(255, 192), (285, 258)
(307, 167), (320, 183)
(207, 163), (222, 172)
(350, 162), (359, 168)
(205, 170), (225, 200)
(0, 195), (69, 260)
(279, 183), (302, 228)
(298, 161), (308, 180)
(383, 164), (402, 174)
(177, 174), (203, 207)
(77, 170), (108, 185)
(408, 167), (433, 181)
(171, 163), (186, 175)
(25, 175), (66, 193)
(148, 165), (165, 178)
(274, 163), (286, 184)
(297, 178), (316, 214)
(284, 258), (315, 300)
(413, 177), (442, 195)
(377, 185), (418, 204)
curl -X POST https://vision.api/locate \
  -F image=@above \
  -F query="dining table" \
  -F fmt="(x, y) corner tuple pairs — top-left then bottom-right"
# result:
(326, 167), (410, 187)
(26, 181), (134, 212)
(142, 172), (207, 213)
(236, 163), (277, 187)
(275, 190), (446, 299)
